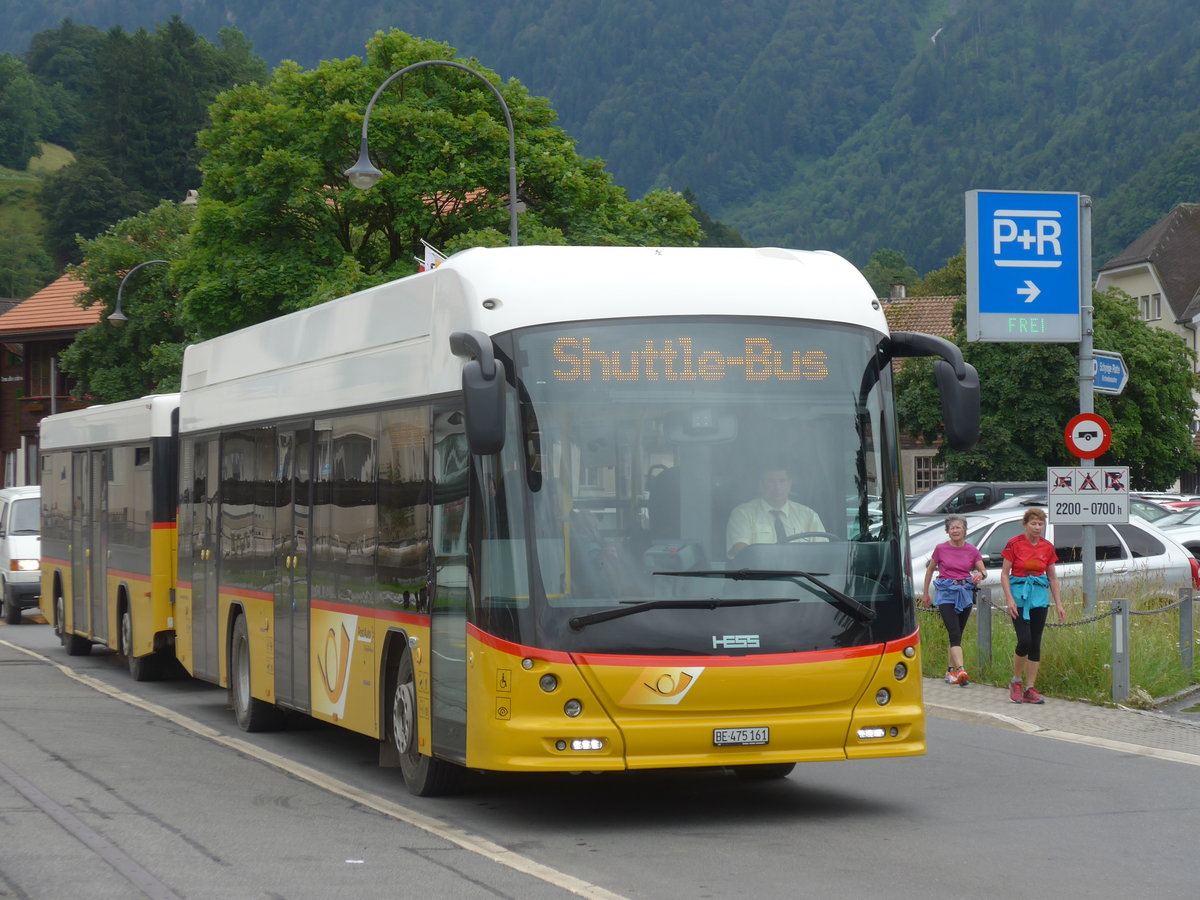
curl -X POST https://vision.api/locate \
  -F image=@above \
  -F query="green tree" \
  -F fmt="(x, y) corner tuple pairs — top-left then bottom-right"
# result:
(58, 201), (195, 401)
(683, 189), (750, 247)
(862, 248), (918, 297)
(38, 155), (149, 265)
(894, 287), (1199, 489)
(179, 29), (700, 339)
(24, 18), (106, 149)
(83, 18), (266, 203)
(914, 249), (965, 296)
(0, 54), (43, 169)
(0, 231), (54, 298)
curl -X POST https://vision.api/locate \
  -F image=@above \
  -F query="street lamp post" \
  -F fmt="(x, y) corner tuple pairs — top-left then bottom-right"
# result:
(109, 259), (170, 327)
(343, 59), (518, 247)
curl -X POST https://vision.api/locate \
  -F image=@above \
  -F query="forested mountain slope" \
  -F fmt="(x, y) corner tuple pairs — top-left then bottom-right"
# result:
(4, 0), (1199, 272)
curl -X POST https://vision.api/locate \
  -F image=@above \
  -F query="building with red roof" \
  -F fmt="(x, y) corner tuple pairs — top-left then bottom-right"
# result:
(0, 273), (101, 484)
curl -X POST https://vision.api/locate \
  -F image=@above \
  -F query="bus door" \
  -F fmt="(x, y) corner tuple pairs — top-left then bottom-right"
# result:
(88, 449), (109, 643)
(190, 438), (221, 681)
(69, 451), (90, 634)
(429, 406), (469, 761)
(274, 423), (312, 712)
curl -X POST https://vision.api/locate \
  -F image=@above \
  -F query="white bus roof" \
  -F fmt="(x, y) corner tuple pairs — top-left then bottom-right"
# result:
(39, 393), (180, 450)
(180, 245), (886, 434)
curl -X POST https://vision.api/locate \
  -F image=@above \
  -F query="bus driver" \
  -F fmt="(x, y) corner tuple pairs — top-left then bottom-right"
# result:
(726, 467), (824, 558)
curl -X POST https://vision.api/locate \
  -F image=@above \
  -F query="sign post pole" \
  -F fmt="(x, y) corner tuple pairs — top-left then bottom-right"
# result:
(1077, 196), (1097, 613)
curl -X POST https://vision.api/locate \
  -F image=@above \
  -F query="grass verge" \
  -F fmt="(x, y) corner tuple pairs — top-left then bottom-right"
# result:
(919, 589), (1199, 705)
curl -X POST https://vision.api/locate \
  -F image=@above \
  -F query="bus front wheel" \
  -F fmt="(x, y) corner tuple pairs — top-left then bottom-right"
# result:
(390, 650), (462, 797)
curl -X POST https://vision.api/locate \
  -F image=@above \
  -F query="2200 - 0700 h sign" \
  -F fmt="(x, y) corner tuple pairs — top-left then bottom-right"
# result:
(713, 727), (770, 746)
(1054, 501), (1123, 516)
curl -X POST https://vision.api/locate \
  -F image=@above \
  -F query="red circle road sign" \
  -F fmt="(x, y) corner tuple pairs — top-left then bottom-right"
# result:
(1064, 413), (1112, 459)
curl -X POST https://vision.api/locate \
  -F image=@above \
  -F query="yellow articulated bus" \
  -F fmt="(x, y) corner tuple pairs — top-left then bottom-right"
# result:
(170, 245), (977, 795)
(39, 393), (180, 680)
(79, 244), (974, 796)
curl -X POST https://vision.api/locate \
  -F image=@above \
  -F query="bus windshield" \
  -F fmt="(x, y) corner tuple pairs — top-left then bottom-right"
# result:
(473, 318), (911, 656)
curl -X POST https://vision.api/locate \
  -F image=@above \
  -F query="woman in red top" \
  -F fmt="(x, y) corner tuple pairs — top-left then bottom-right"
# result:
(1000, 507), (1064, 704)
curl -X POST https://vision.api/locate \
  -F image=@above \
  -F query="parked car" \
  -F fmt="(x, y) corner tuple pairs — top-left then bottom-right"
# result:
(908, 481), (1044, 517)
(908, 507), (1200, 601)
(1157, 508), (1200, 560)
(0, 485), (40, 624)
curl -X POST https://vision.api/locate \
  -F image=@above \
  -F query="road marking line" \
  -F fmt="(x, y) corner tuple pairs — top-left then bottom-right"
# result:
(2, 640), (630, 900)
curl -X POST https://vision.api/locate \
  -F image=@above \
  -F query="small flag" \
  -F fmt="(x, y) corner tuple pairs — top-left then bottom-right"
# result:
(419, 239), (447, 272)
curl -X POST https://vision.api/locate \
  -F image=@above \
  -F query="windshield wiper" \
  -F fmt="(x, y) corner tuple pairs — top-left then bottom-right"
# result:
(657, 568), (876, 625)
(569, 596), (808, 630)
(568, 569), (877, 630)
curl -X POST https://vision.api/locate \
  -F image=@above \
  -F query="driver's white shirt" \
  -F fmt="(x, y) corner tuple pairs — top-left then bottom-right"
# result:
(725, 498), (824, 557)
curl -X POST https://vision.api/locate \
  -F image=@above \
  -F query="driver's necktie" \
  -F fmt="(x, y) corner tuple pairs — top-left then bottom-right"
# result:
(771, 508), (787, 542)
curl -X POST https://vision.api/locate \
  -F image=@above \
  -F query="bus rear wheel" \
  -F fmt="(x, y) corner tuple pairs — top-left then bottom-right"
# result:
(58, 593), (91, 656)
(121, 608), (160, 682)
(231, 614), (283, 731)
(389, 650), (462, 797)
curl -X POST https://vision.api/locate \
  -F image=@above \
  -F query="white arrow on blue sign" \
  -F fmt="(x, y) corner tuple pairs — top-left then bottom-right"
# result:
(965, 190), (1083, 343)
(1092, 349), (1128, 395)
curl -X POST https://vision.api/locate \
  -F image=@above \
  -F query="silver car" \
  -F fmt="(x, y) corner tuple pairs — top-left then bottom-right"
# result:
(909, 508), (1199, 601)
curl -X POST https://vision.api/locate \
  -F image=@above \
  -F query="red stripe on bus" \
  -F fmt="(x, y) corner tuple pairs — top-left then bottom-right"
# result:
(105, 570), (152, 583)
(151, 522), (177, 529)
(223, 586), (273, 603)
(310, 598), (428, 627)
(466, 623), (892, 667)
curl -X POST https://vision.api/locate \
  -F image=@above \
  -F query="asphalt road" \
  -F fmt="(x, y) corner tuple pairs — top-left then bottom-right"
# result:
(2, 619), (1198, 899)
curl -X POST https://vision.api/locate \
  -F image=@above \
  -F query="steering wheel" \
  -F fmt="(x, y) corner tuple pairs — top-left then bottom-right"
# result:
(781, 531), (841, 543)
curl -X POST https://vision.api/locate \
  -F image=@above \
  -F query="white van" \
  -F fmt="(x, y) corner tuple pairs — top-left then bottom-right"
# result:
(0, 485), (41, 624)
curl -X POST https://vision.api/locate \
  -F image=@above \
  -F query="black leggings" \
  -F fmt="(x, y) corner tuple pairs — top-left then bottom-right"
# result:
(937, 604), (972, 648)
(1011, 606), (1049, 662)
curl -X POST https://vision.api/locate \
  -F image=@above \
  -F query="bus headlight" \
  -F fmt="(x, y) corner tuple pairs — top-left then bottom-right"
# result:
(893, 662), (908, 680)
(564, 699), (583, 717)
(539, 673), (559, 692)
(875, 688), (891, 706)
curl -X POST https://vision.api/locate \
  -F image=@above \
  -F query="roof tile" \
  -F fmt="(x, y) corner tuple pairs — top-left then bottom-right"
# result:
(882, 295), (959, 338)
(0, 274), (101, 336)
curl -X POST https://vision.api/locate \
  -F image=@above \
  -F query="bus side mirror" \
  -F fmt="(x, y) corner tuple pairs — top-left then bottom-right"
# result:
(889, 332), (980, 451)
(450, 330), (506, 455)
(933, 359), (980, 451)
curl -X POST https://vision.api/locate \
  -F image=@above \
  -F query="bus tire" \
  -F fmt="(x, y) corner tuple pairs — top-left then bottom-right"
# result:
(59, 592), (91, 656)
(3, 585), (20, 624)
(389, 650), (462, 797)
(121, 607), (160, 682)
(230, 614), (283, 732)
(731, 763), (795, 780)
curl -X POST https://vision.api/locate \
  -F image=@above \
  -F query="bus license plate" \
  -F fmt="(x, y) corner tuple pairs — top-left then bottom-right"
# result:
(713, 727), (769, 746)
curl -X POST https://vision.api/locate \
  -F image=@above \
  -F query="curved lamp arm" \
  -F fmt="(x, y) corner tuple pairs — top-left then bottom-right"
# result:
(110, 259), (170, 327)
(344, 59), (518, 246)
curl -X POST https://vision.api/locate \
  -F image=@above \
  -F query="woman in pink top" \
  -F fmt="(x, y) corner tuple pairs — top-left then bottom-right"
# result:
(921, 514), (986, 685)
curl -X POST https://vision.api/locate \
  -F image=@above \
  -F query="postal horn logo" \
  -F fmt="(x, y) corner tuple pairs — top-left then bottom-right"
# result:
(621, 667), (704, 706)
(317, 622), (353, 704)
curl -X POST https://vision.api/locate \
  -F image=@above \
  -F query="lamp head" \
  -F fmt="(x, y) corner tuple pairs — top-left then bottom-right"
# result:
(108, 309), (128, 328)
(344, 145), (383, 190)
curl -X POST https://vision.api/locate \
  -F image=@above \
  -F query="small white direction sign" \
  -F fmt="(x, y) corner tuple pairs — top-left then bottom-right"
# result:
(1046, 466), (1130, 524)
